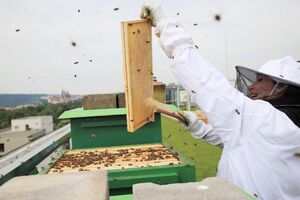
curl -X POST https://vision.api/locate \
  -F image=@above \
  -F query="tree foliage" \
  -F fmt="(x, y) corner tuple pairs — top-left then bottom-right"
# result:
(0, 100), (81, 130)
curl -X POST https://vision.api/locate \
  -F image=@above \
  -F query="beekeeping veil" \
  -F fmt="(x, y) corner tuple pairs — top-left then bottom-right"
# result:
(235, 56), (300, 127)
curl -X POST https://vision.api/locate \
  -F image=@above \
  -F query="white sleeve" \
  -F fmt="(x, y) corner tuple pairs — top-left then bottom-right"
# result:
(156, 19), (245, 144)
(191, 123), (223, 147)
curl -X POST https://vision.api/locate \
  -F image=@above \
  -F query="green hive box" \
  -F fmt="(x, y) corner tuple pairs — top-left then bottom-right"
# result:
(59, 108), (162, 149)
(58, 107), (196, 195)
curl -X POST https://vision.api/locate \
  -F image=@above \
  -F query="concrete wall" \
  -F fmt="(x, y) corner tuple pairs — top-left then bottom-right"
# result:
(0, 134), (30, 156)
(11, 116), (53, 134)
(0, 130), (45, 156)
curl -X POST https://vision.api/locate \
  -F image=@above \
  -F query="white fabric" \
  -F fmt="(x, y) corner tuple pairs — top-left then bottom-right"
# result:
(191, 123), (223, 147)
(180, 111), (202, 132)
(156, 18), (300, 200)
(259, 56), (300, 85)
(180, 111), (223, 146)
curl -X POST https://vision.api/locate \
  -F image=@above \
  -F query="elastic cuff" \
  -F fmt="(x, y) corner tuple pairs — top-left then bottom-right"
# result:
(189, 120), (202, 133)
(155, 18), (170, 38)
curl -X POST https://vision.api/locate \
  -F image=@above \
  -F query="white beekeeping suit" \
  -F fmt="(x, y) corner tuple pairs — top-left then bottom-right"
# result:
(141, 3), (300, 200)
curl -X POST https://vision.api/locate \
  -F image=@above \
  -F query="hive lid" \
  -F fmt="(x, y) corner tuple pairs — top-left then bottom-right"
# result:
(59, 107), (126, 119)
(59, 105), (178, 120)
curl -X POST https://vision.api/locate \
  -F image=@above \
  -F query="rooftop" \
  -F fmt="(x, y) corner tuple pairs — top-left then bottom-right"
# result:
(12, 116), (52, 121)
(0, 129), (42, 136)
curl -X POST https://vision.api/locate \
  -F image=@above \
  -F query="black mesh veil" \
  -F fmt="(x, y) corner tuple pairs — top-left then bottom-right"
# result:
(235, 65), (300, 127)
(235, 66), (257, 98)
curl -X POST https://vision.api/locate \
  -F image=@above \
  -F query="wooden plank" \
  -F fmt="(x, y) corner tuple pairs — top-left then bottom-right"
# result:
(121, 19), (154, 132)
(65, 144), (165, 153)
(48, 159), (182, 174)
(83, 94), (117, 110)
(153, 81), (166, 103)
(116, 93), (126, 108)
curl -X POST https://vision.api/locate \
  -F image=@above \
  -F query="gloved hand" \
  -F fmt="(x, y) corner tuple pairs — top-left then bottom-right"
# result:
(179, 111), (203, 133)
(140, 1), (166, 27)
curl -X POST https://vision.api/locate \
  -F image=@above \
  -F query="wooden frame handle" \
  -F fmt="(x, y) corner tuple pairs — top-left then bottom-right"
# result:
(156, 108), (188, 125)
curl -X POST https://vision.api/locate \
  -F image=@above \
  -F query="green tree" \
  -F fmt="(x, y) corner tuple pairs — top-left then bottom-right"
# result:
(0, 101), (82, 130)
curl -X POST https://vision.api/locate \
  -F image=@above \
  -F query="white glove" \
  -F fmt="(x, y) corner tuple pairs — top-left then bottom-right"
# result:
(179, 111), (203, 133)
(140, 1), (166, 27)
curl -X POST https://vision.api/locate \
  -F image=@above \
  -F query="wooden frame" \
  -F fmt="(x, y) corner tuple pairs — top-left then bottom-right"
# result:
(121, 19), (154, 132)
(47, 144), (182, 173)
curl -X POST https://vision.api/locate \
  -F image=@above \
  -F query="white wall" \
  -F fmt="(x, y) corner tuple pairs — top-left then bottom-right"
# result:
(11, 116), (53, 134)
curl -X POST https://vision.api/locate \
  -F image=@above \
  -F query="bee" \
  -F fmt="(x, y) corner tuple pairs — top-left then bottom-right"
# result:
(214, 15), (221, 21)
(71, 41), (77, 47)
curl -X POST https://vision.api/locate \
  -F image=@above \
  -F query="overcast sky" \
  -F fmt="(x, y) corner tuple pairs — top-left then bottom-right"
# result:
(0, 0), (299, 95)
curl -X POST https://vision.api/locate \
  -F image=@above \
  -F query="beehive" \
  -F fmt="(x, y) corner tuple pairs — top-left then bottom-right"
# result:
(48, 144), (182, 174)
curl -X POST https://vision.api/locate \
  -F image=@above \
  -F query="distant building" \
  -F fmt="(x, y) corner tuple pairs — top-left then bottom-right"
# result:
(165, 83), (197, 107)
(153, 79), (166, 103)
(165, 83), (180, 105)
(12, 116), (53, 134)
(40, 90), (82, 104)
(0, 116), (53, 156)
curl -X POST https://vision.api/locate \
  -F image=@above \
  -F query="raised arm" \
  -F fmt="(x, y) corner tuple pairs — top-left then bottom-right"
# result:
(156, 18), (247, 144)
(140, 2), (272, 146)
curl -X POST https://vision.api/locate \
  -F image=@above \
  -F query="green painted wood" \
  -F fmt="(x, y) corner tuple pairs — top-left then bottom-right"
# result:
(109, 172), (178, 188)
(56, 106), (196, 197)
(38, 145), (196, 196)
(70, 112), (162, 149)
(109, 164), (196, 189)
(109, 194), (133, 200)
(59, 108), (127, 119)
(81, 119), (127, 128)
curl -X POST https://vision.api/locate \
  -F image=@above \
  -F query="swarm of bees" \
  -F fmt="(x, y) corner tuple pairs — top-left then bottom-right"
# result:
(48, 145), (183, 173)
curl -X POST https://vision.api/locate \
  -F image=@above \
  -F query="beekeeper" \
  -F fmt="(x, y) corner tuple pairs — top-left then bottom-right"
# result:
(140, 2), (300, 199)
